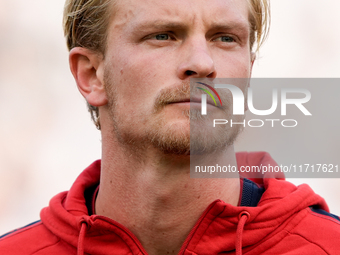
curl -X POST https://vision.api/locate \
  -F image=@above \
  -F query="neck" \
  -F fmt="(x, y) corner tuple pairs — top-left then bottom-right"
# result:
(95, 130), (240, 255)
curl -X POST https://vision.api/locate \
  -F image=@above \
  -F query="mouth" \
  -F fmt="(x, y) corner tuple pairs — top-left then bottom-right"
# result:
(168, 96), (217, 107)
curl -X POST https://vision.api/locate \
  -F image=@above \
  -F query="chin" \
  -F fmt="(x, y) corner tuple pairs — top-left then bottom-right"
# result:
(148, 110), (241, 156)
(150, 123), (191, 155)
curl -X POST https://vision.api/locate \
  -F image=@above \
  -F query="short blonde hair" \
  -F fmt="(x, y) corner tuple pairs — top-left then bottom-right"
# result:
(248, 0), (271, 52)
(63, 0), (270, 129)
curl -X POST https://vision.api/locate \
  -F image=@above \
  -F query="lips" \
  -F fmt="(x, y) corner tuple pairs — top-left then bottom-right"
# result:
(168, 96), (217, 107)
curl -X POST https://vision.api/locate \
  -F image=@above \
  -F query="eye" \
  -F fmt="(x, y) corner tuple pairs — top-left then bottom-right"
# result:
(142, 32), (176, 46)
(154, 34), (170, 40)
(215, 36), (235, 43)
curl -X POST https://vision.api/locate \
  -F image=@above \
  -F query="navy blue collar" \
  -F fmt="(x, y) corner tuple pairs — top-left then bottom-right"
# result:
(240, 178), (265, 207)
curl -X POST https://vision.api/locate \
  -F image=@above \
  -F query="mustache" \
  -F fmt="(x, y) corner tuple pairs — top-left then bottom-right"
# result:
(154, 82), (190, 109)
(154, 81), (229, 111)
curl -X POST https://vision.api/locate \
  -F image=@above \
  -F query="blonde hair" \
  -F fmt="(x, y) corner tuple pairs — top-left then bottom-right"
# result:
(63, 0), (270, 129)
(248, 0), (271, 52)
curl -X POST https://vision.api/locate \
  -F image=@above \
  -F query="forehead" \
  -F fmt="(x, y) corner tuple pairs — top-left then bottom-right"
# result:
(110, 0), (250, 32)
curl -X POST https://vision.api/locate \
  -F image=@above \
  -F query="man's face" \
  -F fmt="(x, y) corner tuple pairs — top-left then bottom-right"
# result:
(102, 0), (253, 155)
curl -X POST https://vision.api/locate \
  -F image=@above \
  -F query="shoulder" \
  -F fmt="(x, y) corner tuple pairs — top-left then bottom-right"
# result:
(259, 207), (340, 255)
(0, 220), (70, 255)
(301, 206), (340, 233)
(308, 207), (340, 224)
(288, 207), (340, 254)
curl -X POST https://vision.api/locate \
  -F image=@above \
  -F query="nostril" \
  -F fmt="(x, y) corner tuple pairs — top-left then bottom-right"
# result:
(185, 70), (196, 76)
(207, 71), (216, 78)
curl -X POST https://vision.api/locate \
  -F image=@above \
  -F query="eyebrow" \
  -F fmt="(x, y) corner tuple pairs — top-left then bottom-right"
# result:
(131, 20), (188, 33)
(207, 21), (250, 33)
(131, 19), (250, 33)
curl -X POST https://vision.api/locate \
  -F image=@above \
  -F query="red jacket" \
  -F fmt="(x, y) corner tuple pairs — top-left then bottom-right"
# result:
(1, 152), (340, 254)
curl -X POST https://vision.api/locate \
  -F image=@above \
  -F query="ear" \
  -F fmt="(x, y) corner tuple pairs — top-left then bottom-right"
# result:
(69, 47), (108, 107)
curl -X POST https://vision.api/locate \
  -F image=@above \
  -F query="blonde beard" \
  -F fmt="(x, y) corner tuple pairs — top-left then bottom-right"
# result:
(104, 67), (244, 156)
(146, 108), (244, 156)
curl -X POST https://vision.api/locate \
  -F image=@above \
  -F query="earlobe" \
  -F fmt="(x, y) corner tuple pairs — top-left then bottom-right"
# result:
(69, 47), (108, 107)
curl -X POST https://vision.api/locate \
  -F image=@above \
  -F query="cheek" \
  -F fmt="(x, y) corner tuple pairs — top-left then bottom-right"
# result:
(105, 51), (166, 114)
(117, 50), (173, 98)
(119, 65), (158, 106)
(214, 50), (252, 78)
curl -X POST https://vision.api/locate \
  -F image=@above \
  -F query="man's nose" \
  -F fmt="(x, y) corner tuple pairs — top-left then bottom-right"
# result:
(177, 37), (217, 80)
